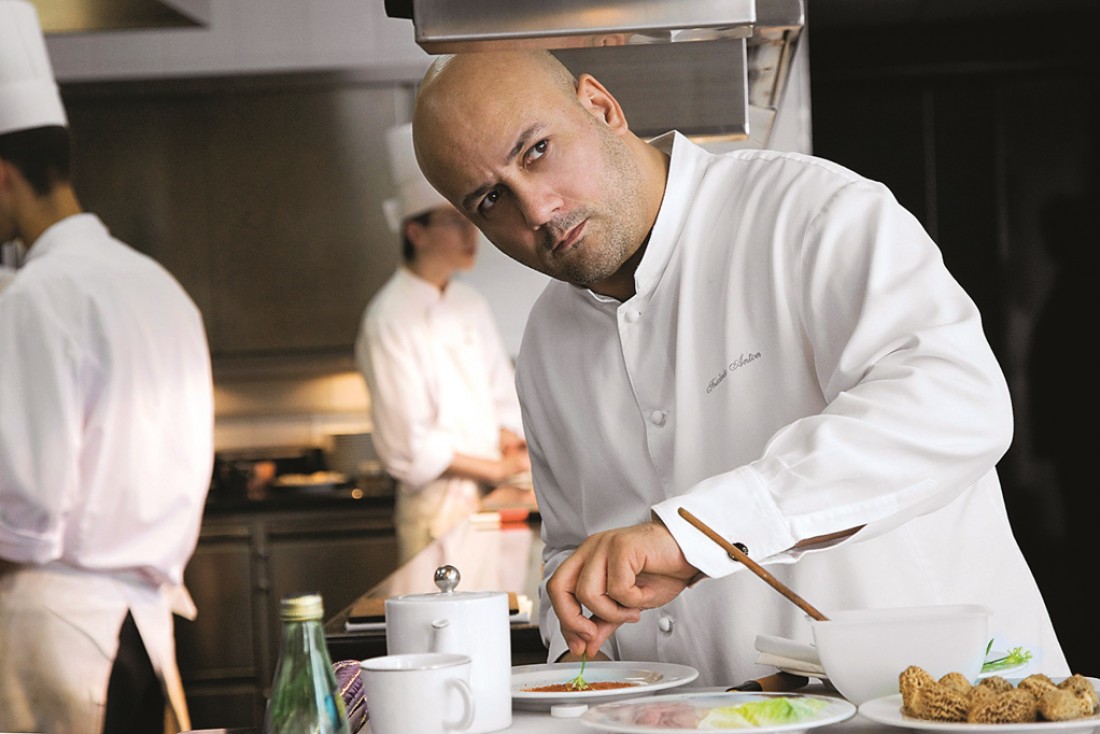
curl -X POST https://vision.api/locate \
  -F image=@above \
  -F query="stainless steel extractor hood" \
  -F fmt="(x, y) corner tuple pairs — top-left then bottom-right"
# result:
(383, 0), (805, 145)
(33, 0), (211, 34)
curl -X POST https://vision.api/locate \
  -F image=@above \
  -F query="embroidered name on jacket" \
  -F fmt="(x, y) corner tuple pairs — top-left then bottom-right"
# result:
(705, 352), (762, 394)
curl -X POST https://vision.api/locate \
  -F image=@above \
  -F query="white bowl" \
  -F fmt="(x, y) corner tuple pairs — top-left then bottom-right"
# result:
(809, 604), (990, 706)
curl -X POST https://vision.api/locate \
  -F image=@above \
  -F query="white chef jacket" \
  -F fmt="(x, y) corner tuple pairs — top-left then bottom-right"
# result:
(517, 133), (1068, 687)
(355, 267), (524, 562)
(0, 213), (214, 733)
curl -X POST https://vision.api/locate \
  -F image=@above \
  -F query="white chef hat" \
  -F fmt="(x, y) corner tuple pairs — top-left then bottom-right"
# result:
(382, 121), (449, 234)
(0, 0), (67, 136)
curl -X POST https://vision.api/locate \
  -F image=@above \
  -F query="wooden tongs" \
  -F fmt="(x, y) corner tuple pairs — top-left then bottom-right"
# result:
(677, 507), (830, 693)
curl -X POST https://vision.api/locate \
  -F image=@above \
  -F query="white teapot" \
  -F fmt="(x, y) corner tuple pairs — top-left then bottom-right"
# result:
(384, 565), (512, 733)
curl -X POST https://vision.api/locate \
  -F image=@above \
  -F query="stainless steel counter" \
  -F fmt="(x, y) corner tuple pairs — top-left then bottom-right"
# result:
(202, 477), (395, 515)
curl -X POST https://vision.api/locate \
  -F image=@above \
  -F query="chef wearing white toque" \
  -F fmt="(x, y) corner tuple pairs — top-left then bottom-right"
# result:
(355, 122), (532, 563)
(0, 2), (215, 733)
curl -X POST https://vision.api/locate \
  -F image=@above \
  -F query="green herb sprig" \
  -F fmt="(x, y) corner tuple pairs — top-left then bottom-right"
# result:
(981, 639), (1033, 674)
(565, 653), (590, 691)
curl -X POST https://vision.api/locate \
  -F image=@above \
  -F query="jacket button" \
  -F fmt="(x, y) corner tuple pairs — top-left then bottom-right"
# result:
(650, 410), (667, 426)
(727, 542), (750, 561)
(658, 616), (674, 634)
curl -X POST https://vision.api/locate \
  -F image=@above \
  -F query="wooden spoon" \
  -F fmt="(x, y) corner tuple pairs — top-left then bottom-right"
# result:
(677, 507), (829, 622)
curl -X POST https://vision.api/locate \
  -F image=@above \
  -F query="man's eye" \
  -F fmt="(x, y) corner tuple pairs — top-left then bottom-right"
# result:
(526, 139), (548, 163)
(479, 189), (501, 214)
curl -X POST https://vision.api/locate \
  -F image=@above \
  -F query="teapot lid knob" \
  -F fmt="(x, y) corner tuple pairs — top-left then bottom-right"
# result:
(434, 564), (460, 594)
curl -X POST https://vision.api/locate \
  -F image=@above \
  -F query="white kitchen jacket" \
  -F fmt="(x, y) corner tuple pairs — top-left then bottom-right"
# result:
(518, 133), (1068, 687)
(0, 213), (213, 731)
(355, 267), (524, 557)
(0, 213), (213, 588)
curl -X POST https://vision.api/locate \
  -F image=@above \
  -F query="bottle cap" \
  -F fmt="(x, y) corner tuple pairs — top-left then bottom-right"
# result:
(281, 593), (324, 621)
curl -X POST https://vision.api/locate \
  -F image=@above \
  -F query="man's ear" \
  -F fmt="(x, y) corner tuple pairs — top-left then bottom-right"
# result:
(0, 159), (22, 196)
(404, 219), (427, 254)
(576, 73), (630, 134)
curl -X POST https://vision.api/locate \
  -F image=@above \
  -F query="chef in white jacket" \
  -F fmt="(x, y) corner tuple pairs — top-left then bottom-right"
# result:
(0, 2), (214, 731)
(355, 122), (531, 564)
(410, 51), (1070, 687)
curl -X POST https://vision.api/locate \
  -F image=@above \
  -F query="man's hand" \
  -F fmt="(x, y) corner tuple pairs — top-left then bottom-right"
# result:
(547, 520), (700, 658)
(499, 428), (527, 455)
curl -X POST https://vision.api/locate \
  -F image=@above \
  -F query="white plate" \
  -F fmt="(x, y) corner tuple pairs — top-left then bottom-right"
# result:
(511, 661), (699, 710)
(858, 677), (1100, 734)
(579, 691), (857, 733)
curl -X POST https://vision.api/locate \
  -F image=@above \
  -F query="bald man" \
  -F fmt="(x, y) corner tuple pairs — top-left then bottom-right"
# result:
(412, 51), (1068, 687)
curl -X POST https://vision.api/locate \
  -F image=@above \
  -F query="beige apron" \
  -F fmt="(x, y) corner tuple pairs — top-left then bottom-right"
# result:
(0, 564), (193, 734)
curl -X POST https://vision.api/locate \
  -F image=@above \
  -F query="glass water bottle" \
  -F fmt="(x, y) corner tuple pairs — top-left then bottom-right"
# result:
(264, 593), (351, 734)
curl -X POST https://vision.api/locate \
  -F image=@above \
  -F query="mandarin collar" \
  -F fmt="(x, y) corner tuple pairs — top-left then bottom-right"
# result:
(629, 131), (707, 300)
(575, 131), (707, 306)
(394, 266), (451, 308)
(23, 213), (107, 264)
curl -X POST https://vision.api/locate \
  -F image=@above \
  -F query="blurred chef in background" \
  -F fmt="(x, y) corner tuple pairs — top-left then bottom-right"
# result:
(0, 2), (214, 732)
(355, 122), (531, 564)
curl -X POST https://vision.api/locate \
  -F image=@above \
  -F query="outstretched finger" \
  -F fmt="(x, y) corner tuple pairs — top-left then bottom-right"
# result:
(548, 555), (603, 651)
(580, 613), (628, 658)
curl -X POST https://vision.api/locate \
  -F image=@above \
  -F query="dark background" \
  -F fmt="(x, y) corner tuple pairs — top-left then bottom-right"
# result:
(807, 0), (1099, 674)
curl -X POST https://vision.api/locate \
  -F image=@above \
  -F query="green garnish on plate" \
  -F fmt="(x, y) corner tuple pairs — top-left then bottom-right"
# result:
(981, 639), (1033, 673)
(565, 653), (590, 691)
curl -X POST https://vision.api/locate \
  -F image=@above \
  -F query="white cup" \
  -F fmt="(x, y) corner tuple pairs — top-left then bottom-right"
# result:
(360, 652), (476, 734)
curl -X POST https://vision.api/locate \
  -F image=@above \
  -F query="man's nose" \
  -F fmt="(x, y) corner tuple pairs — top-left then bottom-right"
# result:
(515, 184), (562, 230)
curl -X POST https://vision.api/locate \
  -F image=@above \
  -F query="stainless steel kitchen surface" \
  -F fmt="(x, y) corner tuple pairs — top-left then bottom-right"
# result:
(31, 0), (211, 33)
(386, 0), (806, 144)
(60, 72), (413, 368)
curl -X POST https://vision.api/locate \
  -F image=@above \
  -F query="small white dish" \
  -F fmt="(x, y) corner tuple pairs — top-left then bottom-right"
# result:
(756, 635), (1024, 684)
(810, 605), (991, 705)
(771, 650), (1029, 683)
(511, 661), (699, 711)
(579, 691), (857, 733)
(857, 677), (1100, 734)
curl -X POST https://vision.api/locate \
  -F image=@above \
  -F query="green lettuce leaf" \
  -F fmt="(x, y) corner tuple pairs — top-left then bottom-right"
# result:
(698, 696), (829, 729)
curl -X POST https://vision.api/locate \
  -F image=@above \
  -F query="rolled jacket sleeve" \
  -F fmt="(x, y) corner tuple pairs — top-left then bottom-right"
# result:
(0, 287), (81, 563)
